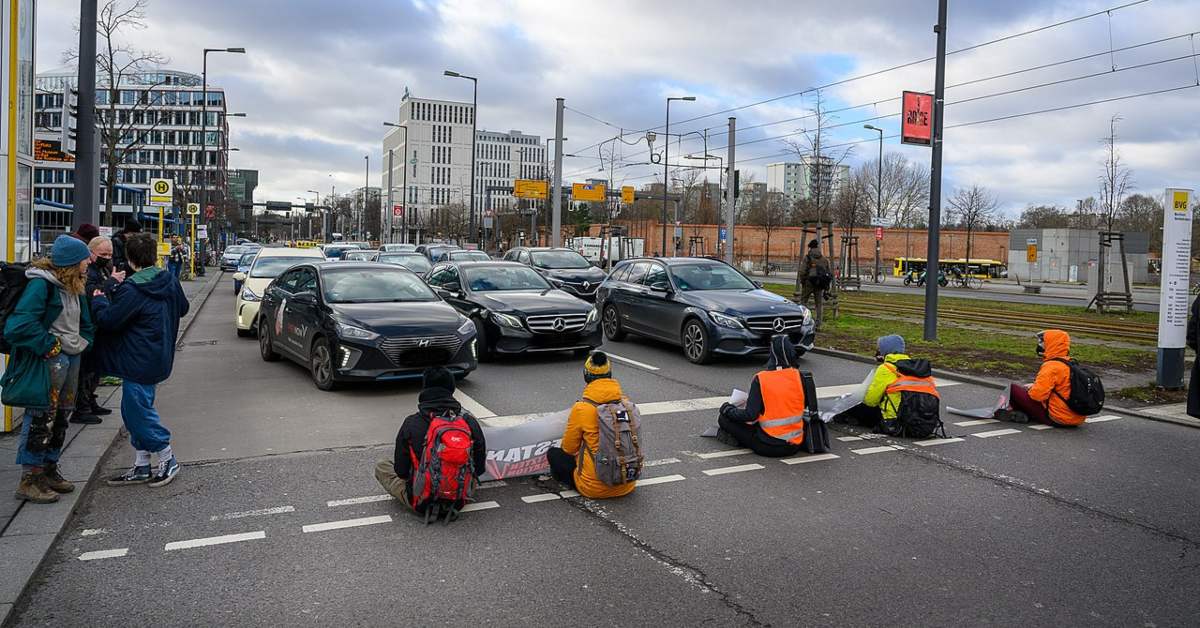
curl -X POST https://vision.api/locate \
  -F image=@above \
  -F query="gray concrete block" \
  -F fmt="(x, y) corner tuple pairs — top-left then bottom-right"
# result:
(61, 427), (118, 458)
(3, 486), (82, 537)
(0, 534), (55, 605)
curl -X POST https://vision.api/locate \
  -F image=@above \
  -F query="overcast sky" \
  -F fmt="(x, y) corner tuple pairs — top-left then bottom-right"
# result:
(36, 0), (1200, 217)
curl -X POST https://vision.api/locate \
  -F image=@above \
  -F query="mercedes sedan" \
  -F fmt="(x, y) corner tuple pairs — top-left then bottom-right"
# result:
(425, 261), (601, 360)
(596, 257), (815, 364)
(257, 262), (477, 390)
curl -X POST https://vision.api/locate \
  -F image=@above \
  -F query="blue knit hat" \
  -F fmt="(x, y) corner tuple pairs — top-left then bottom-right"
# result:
(877, 334), (906, 356)
(50, 234), (91, 268)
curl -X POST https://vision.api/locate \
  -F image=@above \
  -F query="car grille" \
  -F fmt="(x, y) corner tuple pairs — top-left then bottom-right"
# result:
(745, 314), (807, 334)
(525, 313), (588, 334)
(379, 334), (461, 366)
(558, 280), (598, 294)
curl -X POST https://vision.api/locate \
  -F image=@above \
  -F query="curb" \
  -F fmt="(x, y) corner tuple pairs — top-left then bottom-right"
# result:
(0, 269), (224, 626)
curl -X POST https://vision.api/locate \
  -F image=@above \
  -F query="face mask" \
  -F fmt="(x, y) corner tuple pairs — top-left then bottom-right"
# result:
(94, 257), (110, 270)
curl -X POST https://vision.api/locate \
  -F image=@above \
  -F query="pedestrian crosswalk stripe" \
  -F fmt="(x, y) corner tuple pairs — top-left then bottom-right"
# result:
(165, 531), (266, 551)
(702, 463), (764, 476)
(696, 448), (752, 459)
(302, 515), (392, 534)
(644, 457), (681, 467)
(638, 474), (686, 486)
(780, 453), (840, 465)
(1087, 415), (1121, 423)
(460, 501), (500, 512)
(954, 419), (999, 427)
(970, 428), (1022, 439)
(837, 436), (865, 442)
(326, 494), (391, 507)
(914, 437), (965, 446)
(79, 548), (128, 561)
(521, 493), (561, 504)
(558, 490), (581, 497)
(851, 445), (902, 455)
(1027, 424), (1053, 430)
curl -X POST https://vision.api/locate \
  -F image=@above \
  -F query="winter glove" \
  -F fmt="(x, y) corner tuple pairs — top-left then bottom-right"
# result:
(719, 402), (735, 418)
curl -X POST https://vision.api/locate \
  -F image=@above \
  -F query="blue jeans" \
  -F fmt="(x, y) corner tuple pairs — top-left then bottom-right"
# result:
(168, 260), (181, 278)
(121, 381), (171, 453)
(16, 353), (81, 469)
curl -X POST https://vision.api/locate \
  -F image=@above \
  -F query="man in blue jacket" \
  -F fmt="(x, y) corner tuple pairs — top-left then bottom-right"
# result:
(91, 233), (190, 487)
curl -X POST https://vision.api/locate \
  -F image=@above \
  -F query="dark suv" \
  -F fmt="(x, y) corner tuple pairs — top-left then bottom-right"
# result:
(596, 257), (814, 364)
(503, 247), (608, 302)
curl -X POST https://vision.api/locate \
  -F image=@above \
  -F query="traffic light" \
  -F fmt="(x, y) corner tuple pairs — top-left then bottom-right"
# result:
(61, 86), (79, 156)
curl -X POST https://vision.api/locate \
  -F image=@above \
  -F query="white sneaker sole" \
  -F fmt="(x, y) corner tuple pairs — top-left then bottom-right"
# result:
(148, 470), (179, 488)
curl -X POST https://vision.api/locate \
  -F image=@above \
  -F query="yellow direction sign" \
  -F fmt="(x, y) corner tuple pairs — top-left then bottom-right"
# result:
(186, 202), (200, 216)
(621, 186), (635, 204)
(149, 178), (174, 207)
(1026, 244), (1038, 263)
(572, 183), (606, 202)
(513, 179), (548, 200)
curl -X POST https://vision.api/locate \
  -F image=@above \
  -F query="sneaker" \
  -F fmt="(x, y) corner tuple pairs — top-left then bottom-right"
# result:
(107, 465), (152, 486)
(148, 457), (180, 488)
(41, 463), (75, 494)
(714, 428), (741, 448)
(994, 409), (1030, 424)
(69, 413), (102, 425)
(90, 404), (113, 416)
(15, 472), (59, 503)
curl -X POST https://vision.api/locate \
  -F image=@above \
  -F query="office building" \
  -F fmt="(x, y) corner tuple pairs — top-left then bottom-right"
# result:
(766, 157), (849, 205)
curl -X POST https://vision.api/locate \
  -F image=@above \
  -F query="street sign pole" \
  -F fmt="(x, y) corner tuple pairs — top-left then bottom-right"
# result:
(724, 117), (736, 265)
(551, 98), (564, 248)
(190, 214), (196, 277)
(1156, 188), (1194, 388)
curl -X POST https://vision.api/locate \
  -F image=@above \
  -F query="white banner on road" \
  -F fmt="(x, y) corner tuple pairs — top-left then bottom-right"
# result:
(1157, 188), (1193, 349)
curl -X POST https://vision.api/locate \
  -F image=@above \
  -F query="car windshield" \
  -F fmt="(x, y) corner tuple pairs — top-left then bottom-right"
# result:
(343, 252), (374, 261)
(379, 254), (431, 273)
(450, 251), (490, 261)
(325, 246), (355, 258)
(464, 266), (550, 292)
(224, 246), (245, 256)
(381, 244), (415, 252)
(238, 253), (256, 266)
(249, 257), (312, 278)
(671, 263), (755, 291)
(531, 250), (590, 269)
(322, 268), (437, 303)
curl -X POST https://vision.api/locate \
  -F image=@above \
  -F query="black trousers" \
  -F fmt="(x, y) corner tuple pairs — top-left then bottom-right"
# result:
(75, 352), (98, 413)
(717, 415), (802, 458)
(546, 447), (577, 489)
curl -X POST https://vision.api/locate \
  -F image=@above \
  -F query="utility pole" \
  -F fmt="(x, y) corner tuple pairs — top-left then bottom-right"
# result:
(924, 0), (948, 341)
(551, 97), (564, 247)
(386, 149), (394, 244)
(72, 0), (98, 228)
(362, 155), (369, 240)
(724, 117), (736, 265)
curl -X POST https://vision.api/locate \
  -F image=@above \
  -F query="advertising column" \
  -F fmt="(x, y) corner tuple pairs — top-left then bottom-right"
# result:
(1156, 188), (1194, 388)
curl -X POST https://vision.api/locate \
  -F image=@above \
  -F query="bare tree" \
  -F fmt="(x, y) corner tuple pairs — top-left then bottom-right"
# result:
(947, 184), (998, 270)
(1098, 115), (1134, 232)
(1117, 193), (1163, 254)
(831, 168), (871, 236)
(861, 153), (930, 228)
(1017, 204), (1072, 228)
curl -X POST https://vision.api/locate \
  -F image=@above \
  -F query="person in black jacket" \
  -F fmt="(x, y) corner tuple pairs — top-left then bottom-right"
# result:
(375, 367), (487, 512)
(111, 220), (141, 274)
(1188, 294), (1200, 418)
(73, 236), (126, 423)
(713, 335), (810, 457)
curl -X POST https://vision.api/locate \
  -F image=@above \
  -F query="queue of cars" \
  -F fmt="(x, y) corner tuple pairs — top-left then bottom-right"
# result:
(229, 242), (815, 389)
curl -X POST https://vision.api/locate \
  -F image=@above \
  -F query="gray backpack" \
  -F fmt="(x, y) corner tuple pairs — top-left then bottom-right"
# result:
(582, 399), (644, 486)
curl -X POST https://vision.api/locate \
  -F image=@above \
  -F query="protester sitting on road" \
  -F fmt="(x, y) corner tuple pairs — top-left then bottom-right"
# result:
(2, 235), (95, 503)
(94, 233), (190, 487)
(996, 329), (1086, 427)
(72, 236), (126, 424)
(375, 367), (486, 514)
(714, 335), (811, 457)
(545, 352), (640, 499)
(798, 239), (832, 329)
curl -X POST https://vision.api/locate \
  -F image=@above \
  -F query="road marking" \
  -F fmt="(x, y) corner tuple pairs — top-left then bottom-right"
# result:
(637, 397), (726, 415)
(953, 419), (999, 427)
(80, 528), (109, 537)
(1027, 424), (1053, 430)
(836, 436), (865, 442)
(558, 490), (581, 497)
(1087, 415), (1122, 423)
(327, 494), (392, 507)
(79, 548), (128, 561)
(302, 515), (392, 534)
(644, 457), (681, 467)
(460, 501), (500, 513)
(607, 353), (660, 371)
(970, 428), (1022, 439)
(478, 480), (508, 489)
(780, 453), (840, 465)
(851, 445), (902, 455)
(702, 463), (764, 476)
(696, 448), (752, 459)
(165, 531), (266, 552)
(455, 390), (496, 419)
(638, 474), (687, 486)
(521, 493), (561, 504)
(914, 437), (965, 446)
(210, 505), (295, 521)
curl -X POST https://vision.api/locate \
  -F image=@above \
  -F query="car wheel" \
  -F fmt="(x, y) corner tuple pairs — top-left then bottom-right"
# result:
(472, 318), (493, 362)
(310, 337), (338, 391)
(602, 305), (626, 341)
(258, 318), (279, 361)
(236, 327), (253, 338)
(681, 319), (713, 364)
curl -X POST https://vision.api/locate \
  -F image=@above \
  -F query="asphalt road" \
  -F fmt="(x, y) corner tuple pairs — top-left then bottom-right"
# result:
(9, 276), (1199, 627)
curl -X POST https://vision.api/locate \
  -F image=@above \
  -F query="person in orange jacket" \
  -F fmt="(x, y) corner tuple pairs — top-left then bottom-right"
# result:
(544, 352), (637, 499)
(996, 329), (1085, 427)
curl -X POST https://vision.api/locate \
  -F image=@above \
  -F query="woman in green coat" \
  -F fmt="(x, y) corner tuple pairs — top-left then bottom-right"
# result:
(1, 235), (95, 503)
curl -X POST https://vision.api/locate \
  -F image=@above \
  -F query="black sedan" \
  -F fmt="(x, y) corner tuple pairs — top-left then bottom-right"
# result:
(257, 262), (477, 390)
(596, 257), (815, 364)
(377, 252), (432, 275)
(503, 247), (608, 302)
(425, 261), (601, 360)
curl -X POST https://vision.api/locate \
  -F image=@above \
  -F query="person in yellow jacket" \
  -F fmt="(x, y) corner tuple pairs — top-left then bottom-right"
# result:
(544, 352), (636, 499)
(835, 335), (909, 428)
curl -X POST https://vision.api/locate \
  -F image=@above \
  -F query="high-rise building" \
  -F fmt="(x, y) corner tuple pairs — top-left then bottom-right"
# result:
(766, 157), (849, 205)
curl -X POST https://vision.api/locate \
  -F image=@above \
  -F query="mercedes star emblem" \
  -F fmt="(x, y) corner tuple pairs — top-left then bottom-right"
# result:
(772, 318), (786, 332)
(552, 318), (566, 332)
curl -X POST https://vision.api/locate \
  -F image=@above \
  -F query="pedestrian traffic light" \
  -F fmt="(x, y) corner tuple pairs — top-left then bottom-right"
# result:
(61, 86), (79, 156)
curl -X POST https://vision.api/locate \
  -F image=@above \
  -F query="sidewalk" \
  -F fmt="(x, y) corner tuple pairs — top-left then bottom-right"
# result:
(0, 268), (223, 622)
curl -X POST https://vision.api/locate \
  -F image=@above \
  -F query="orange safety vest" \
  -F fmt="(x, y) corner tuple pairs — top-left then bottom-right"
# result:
(883, 364), (941, 401)
(756, 368), (807, 445)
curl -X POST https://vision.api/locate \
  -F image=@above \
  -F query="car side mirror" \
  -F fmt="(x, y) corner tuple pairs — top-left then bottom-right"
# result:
(292, 291), (317, 305)
(649, 280), (672, 293)
(753, 280), (764, 288)
(232, 272), (246, 281)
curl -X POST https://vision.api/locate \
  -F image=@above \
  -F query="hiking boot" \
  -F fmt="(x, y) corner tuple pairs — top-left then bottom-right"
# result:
(15, 472), (59, 504)
(69, 413), (102, 425)
(148, 457), (180, 488)
(41, 464), (75, 494)
(714, 428), (741, 448)
(994, 409), (1030, 424)
(107, 465), (152, 486)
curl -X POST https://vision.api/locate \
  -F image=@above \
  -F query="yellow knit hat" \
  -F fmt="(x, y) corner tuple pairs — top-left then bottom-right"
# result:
(584, 351), (611, 378)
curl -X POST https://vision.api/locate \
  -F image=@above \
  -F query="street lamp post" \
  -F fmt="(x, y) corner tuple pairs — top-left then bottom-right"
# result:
(383, 122), (409, 243)
(663, 96), (695, 257)
(444, 70), (478, 244)
(201, 47), (245, 249)
(306, 190), (319, 239)
(864, 124), (884, 282)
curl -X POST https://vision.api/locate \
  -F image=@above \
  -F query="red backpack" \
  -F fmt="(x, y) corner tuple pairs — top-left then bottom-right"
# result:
(409, 412), (477, 524)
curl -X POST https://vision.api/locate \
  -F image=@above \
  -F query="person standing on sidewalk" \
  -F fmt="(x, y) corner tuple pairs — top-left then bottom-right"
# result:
(92, 233), (190, 487)
(1, 235), (95, 503)
(111, 220), (141, 274)
(73, 236), (126, 424)
(167, 236), (186, 279)
(797, 239), (832, 329)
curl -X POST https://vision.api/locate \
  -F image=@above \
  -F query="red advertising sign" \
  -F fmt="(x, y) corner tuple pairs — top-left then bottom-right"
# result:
(875, 227), (883, 241)
(901, 91), (933, 146)
(392, 204), (404, 217)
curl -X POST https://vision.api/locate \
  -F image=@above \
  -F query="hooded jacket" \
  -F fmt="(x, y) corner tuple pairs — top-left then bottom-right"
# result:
(1027, 329), (1085, 426)
(722, 336), (807, 448)
(561, 377), (637, 499)
(392, 387), (487, 486)
(864, 353), (912, 421)
(0, 275), (95, 408)
(91, 266), (190, 384)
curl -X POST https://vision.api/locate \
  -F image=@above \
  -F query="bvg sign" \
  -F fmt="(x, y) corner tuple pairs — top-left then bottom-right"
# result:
(901, 91), (933, 147)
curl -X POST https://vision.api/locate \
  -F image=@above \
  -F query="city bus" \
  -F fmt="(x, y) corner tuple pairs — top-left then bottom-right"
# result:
(893, 257), (1005, 279)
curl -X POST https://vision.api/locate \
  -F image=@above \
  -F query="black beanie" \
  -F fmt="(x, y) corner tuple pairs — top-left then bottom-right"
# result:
(808, 239), (819, 249)
(422, 366), (456, 392)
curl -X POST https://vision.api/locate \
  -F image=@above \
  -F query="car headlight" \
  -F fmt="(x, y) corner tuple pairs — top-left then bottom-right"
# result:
(240, 287), (260, 302)
(490, 312), (524, 329)
(457, 318), (476, 335)
(336, 322), (379, 340)
(585, 307), (598, 324)
(802, 308), (813, 325)
(708, 311), (744, 329)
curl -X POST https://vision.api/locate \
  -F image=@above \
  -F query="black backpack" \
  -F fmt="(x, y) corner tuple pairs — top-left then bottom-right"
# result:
(808, 261), (833, 291)
(798, 371), (830, 453)
(0, 262), (44, 355)
(1050, 358), (1105, 416)
(880, 359), (946, 439)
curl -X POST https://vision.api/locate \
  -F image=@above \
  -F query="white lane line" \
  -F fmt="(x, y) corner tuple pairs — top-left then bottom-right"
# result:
(702, 463), (764, 476)
(638, 474), (687, 486)
(644, 457), (681, 467)
(165, 531), (266, 552)
(210, 505), (295, 521)
(455, 390), (496, 419)
(302, 515), (392, 534)
(478, 480), (508, 489)
(558, 490), (581, 497)
(914, 437), (965, 447)
(851, 445), (902, 455)
(460, 501), (500, 513)
(637, 397), (726, 415)
(970, 428), (1022, 439)
(781, 453), (840, 465)
(326, 494), (392, 507)
(953, 418), (999, 427)
(836, 436), (865, 442)
(1087, 415), (1122, 423)
(79, 548), (128, 561)
(607, 353), (660, 371)
(817, 380), (962, 399)
(521, 493), (561, 504)
(696, 448), (752, 459)
(1027, 424), (1053, 430)
(80, 528), (109, 537)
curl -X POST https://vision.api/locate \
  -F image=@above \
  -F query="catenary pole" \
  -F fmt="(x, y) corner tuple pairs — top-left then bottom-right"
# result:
(73, 0), (98, 229)
(551, 97), (564, 247)
(924, 0), (948, 341)
(724, 117), (736, 265)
